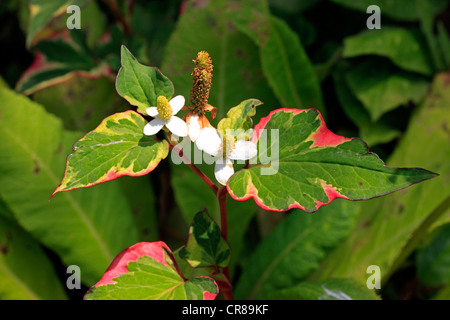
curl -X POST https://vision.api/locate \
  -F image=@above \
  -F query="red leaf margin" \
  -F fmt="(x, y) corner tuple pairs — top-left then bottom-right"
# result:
(84, 241), (218, 300)
(228, 108), (352, 212)
(50, 110), (169, 199)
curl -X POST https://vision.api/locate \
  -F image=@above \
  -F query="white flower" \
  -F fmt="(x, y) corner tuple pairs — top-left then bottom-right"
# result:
(144, 95), (188, 137)
(184, 112), (212, 143)
(196, 129), (257, 185)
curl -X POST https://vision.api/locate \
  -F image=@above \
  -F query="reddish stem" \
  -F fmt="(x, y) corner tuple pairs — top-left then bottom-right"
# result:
(169, 143), (233, 299)
(216, 185), (234, 300)
(169, 143), (218, 195)
(217, 186), (228, 240)
(104, 0), (132, 36)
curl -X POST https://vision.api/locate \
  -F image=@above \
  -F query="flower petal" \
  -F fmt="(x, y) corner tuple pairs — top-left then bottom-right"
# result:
(187, 113), (201, 142)
(196, 127), (221, 157)
(166, 116), (188, 137)
(143, 117), (165, 136)
(169, 95), (185, 115)
(146, 106), (158, 117)
(214, 159), (235, 186)
(229, 140), (257, 160)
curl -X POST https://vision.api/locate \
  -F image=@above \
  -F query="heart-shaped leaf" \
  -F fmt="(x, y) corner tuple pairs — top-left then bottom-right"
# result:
(84, 241), (218, 300)
(52, 110), (169, 195)
(116, 45), (174, 114)
(180, 210), (231, 268)
(227, 108), (437, 212)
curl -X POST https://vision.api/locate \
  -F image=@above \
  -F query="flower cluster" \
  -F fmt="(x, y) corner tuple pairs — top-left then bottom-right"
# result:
(143, 51), (257, 185)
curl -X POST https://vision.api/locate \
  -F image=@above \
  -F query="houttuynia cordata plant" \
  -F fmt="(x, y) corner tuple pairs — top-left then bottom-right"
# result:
(3, 0), (450, 302)
(49, 45), (437, 300)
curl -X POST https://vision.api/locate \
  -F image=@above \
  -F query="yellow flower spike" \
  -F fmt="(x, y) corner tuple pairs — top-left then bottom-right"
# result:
(190, 51), (213, 114)
(156, 96), (173, 121)
(221, 134), (236, 160)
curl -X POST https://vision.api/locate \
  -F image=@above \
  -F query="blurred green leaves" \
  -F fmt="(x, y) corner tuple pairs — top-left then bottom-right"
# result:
(0, 84), (139, 286)
(309, 73), (450, 292)
(234, 199), (360, 299)
(0, 0), (448, 300)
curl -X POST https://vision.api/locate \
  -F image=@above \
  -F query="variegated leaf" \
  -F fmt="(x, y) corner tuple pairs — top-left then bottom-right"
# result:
(227, 108), (437, 212)
(84, 241), (218, 300)
(52, 110), (169, 195)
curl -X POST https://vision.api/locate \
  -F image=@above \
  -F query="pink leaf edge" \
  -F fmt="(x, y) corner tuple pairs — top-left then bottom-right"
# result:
(85, 241), (218, 300)
(228, 108), (351, 212)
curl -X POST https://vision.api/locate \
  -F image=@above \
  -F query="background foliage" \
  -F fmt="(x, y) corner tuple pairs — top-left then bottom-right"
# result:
(0, 0), (449, 300)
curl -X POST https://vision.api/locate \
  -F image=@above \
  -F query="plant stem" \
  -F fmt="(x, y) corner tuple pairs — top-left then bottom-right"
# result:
(104, 0), (132, 36)
(169, 143), (218, 195)
(217, 186), (228, 240)
(216, 185), (234, 300)
(169, 143), (233, 299)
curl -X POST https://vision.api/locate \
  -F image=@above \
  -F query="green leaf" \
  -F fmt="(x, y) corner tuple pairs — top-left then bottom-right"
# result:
(118, 176), (159, 242)
(331, 0), (448, 22)
(0, 85), (138, 285)
(52, 110), (169, 195)
(434, 285), (450, 300)
(170, 144), (256, 276)
(160, 0), (278, 123)
(416, 223), (450, 286)
(116, 45), (174, 115)
(0, 215), (67, 300)
(346, 59), (430, 122)
(84, 241), (218, 300)
(343, 27), (434, 76)
(309, 72), (450, 285)
(437, 22), (450, 70)
(333, 68), (401, 146)
(267, 279), (379, 300)
(217, 99), (261, 140)
(259, 16), (325, 115)
(234, 199), (360, 299)
(16, 30), (106, 95)
(26, 0), (89, 47)
(228, 108), (437, 212)
(230, 3), (325, 116)
(180, 210), (231, 268)
(417, 0), (447, 71)
(32, 75), (125, 132)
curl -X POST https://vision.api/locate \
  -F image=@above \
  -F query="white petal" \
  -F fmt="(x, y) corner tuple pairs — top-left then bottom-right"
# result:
(146, 106), (158, 117)
(143, 117), (165, 136)
(166, 116), (188, 137)
(169, 95), (185, 115)
(187, 114), (201, 142)
(196, 127), (221, 157)
(214, 159), (235, 185)
(229, 140), (257, 160)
